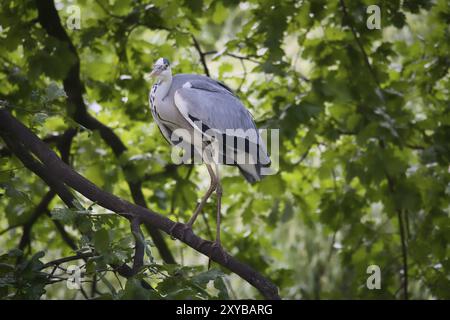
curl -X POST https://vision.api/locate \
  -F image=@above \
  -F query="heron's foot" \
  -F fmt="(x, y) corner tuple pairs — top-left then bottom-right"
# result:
(200, 240), (228, 265)
(169, 222), (192, 241)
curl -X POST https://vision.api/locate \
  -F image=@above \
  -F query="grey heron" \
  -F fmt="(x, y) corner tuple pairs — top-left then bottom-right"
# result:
(148, 57), (270, 257)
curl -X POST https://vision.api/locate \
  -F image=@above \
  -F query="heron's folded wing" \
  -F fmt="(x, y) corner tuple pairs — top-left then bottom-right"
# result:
(173, 81), (255, 135)
(187, 79), (236, 97)
(173, 81), (271, 166)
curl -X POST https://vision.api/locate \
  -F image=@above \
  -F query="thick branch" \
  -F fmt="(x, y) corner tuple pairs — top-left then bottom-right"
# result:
(0, 108), (280, 299)
(0, 132), (64, 157)
(18, 128), (76, 251)
(131, 218), (144, 274)
(1, 125), (152, 286)
(1, 135), (75, 206)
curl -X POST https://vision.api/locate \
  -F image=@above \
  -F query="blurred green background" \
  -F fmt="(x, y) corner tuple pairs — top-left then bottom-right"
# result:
(0, 0), (448, 299)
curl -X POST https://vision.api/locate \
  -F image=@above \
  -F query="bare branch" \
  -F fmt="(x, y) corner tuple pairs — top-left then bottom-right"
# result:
(192, 36), (211, 77)
(18, 191), (55, 251)
(131, 217), (145, 274)
(42, 252), (95, 269)
(204, 51), (262, 65)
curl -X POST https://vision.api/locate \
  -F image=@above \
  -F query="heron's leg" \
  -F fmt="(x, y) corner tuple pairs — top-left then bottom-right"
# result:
(169, 164), (217, 239)
(214, 164), (222, 245)
(187, 164), (217, 227)
(208, 164), (228, 264)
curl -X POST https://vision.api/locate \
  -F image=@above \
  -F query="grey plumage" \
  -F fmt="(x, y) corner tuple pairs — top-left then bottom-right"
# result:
(148, 57), (271, 252)
(149, 69), (270, 183)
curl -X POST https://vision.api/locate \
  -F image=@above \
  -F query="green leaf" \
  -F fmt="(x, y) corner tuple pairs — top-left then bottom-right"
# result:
(31, 112), (48, 125)
(191, 268), (224, 288)
(44, 82), (67, 102)
(51, 207), (77, 224)
(184, 0), (203, 13)
(93, 228), (110, 253)
(121, 278), (158, 300)
(214, 277), (230, 299)
(212, 2), (227, 24)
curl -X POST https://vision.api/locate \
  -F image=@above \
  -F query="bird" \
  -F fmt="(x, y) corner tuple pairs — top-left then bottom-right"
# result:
(148, 57), (271, 259)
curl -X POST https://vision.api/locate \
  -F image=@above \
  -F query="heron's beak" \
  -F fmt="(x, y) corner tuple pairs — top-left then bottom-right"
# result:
(149, 68), (161, 78)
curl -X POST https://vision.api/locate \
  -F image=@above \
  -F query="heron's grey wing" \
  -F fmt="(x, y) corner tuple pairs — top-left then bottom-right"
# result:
(174, 80), (271, 160)
(173, 81), (256, 135)
(187, 79), (236, 97)
(174, 79), (271, 182)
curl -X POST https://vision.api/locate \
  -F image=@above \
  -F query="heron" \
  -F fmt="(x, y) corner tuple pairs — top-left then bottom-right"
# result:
(148, 57), (271, 258)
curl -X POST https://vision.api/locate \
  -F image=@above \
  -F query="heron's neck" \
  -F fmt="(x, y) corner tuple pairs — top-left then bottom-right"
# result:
(155, 75), (172, 104)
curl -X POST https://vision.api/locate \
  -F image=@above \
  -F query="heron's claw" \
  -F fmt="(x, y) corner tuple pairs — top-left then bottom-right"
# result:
(169, 222), (192, 241)
(200, 241), (228, 265)
(211, 242), (228, 263)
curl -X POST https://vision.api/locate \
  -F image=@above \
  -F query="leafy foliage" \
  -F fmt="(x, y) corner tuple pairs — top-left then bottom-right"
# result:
(0, 0), (449, 299)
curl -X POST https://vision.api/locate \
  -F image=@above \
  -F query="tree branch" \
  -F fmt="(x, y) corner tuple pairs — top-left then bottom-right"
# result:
(42, 252), (95, 269)
(0, 108), (280, 299)
(339, 0), (380, 88)
(1, 121), (153, 288)
(18, 191), (55, 251)
(0, 132), (64, 157)
(204, 50), (262, 65)
(131, 217), (144, 274)
(18, 128), (76, 251)
(386, 174), (409, 300)
(192, 36), (211, 77)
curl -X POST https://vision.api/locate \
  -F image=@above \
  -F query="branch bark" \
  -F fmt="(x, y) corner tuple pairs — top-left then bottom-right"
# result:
(0, 108), (280, 300)
(18, 128), (76, 251)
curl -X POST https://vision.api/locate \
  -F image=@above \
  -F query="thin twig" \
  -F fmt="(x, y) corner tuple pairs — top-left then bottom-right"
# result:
(339, 0), (380, 88)
(42, 252), (95, 269)
(192, 35), (211, 77)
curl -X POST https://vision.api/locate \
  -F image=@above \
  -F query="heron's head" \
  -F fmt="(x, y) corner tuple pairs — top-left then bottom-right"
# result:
(150, 57), (171, 80)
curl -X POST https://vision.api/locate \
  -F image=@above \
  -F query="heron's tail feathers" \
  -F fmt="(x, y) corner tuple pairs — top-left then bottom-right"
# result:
(237, 161), (271, 184)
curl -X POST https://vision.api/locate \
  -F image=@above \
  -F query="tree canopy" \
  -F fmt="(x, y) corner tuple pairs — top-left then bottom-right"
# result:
(0, 0), (449, 299)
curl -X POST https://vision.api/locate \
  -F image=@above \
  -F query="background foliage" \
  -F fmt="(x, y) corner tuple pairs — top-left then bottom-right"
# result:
(0, 0), (449, 299)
